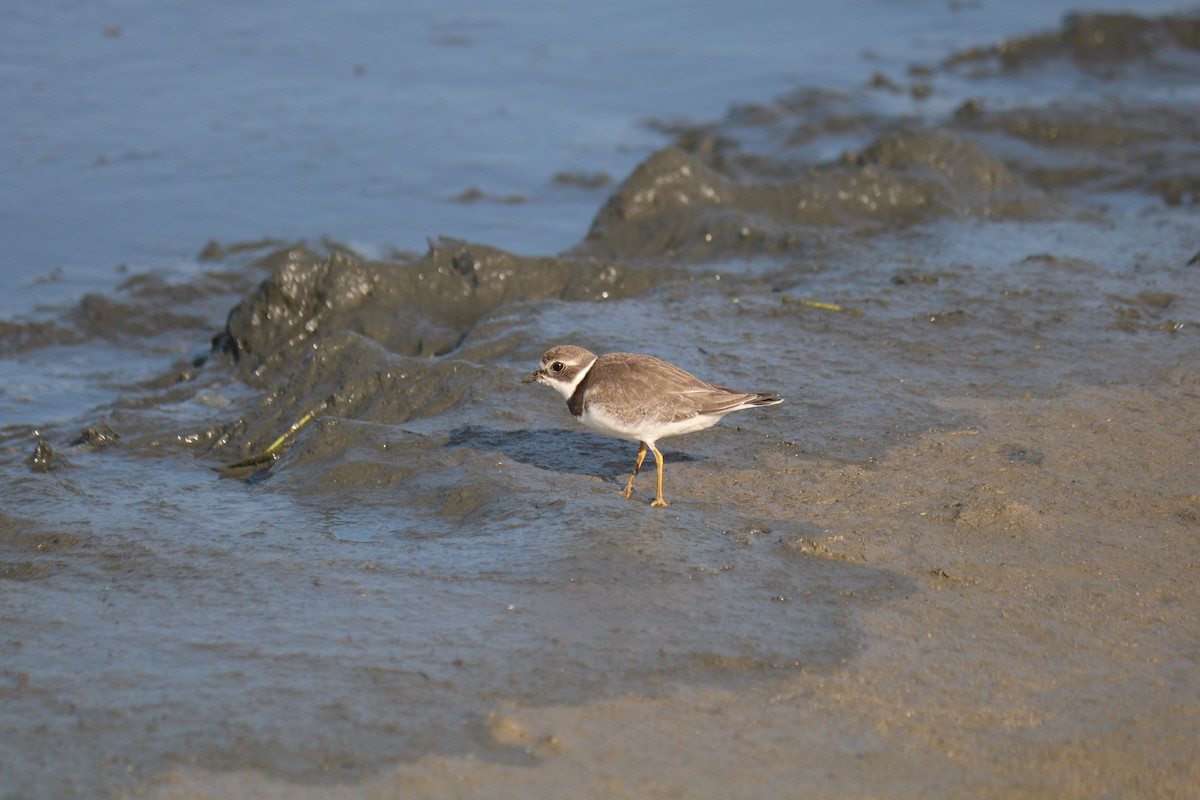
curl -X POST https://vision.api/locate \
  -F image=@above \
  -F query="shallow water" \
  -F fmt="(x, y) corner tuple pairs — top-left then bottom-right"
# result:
(2, 4), (1199, 799)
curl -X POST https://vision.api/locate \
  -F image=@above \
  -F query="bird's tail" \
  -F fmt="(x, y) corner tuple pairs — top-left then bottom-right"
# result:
(747, 393), (783, 407)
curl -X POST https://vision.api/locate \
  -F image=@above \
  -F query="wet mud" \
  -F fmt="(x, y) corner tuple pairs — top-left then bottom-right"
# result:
(2, 10), (1199, 799)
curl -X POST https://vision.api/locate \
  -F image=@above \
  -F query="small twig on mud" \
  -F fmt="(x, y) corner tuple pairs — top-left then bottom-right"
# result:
(781, 296), (851, 312)
(218, 409), (319, 473)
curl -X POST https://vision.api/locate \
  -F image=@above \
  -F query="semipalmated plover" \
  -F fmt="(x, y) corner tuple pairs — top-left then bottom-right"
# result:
(524, 345), (782, 507)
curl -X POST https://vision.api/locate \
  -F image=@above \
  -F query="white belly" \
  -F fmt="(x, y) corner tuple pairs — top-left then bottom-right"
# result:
(579, 403), (722, 446)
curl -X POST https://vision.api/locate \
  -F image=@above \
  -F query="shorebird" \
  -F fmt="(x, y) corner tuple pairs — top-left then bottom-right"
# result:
(524, 345), (782, 507)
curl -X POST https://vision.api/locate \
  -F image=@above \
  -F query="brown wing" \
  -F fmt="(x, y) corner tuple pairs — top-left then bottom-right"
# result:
(588, 353), (769, 424)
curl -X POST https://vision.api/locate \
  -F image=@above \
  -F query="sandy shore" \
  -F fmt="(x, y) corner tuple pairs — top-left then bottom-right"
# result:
(137, 375), (1200, 799)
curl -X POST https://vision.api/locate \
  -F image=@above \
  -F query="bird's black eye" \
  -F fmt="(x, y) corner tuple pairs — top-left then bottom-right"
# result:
(551, 362), (565, 373)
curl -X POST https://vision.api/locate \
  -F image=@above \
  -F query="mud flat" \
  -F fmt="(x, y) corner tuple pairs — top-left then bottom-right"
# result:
(1, 11), (1198, 799)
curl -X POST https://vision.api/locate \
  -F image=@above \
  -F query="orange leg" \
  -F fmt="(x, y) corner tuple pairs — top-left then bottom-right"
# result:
(648, 443), (668, 508)
(620, 442), (648, 499)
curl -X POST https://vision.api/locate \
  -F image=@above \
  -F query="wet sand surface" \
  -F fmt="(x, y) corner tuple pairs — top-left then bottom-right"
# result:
(2, 10), (1199, 799)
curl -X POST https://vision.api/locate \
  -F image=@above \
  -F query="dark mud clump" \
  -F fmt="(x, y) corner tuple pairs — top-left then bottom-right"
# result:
(214, 238), (659, 372)
(956, 12), (1200, 70)
(576, 129), (1034, 260)
(201, 238), (673, 457)
(26, 438), (59, 473)
(944, 13), (1200, 204)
